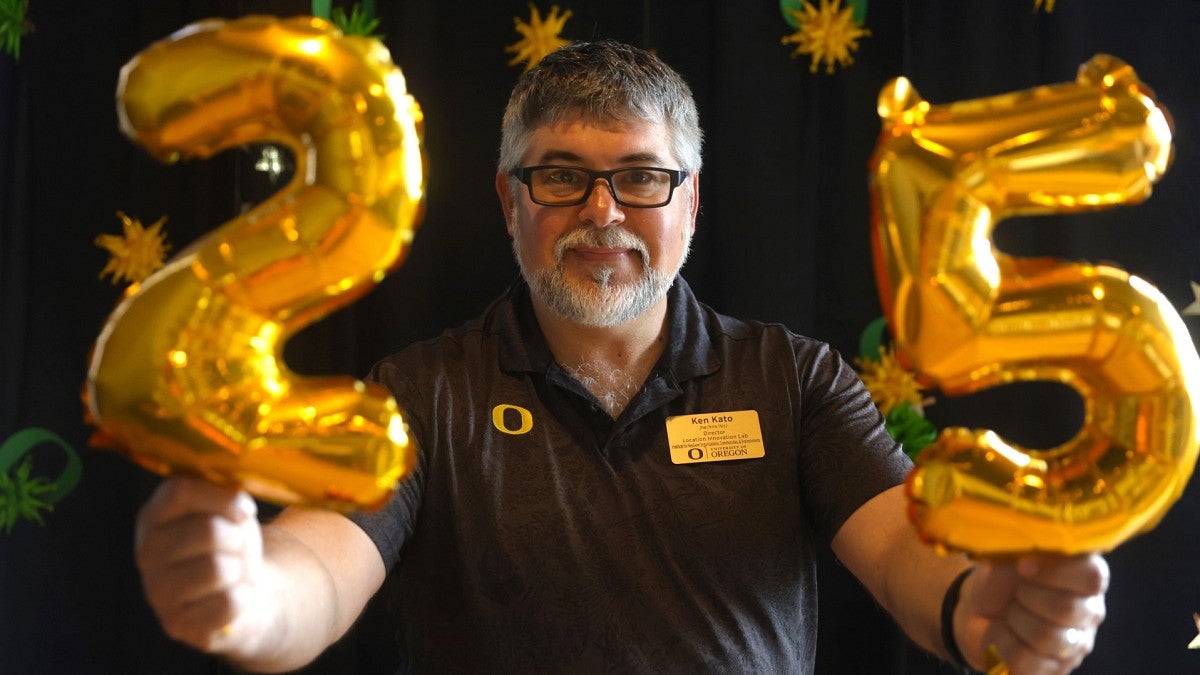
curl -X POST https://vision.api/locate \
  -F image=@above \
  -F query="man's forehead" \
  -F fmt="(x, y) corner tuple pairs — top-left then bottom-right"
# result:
(526, 117), (674, 164)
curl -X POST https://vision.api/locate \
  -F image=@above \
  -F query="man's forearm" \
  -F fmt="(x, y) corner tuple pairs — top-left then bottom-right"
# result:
(878, 536), (974, 663)
(830, 486), (973, 663)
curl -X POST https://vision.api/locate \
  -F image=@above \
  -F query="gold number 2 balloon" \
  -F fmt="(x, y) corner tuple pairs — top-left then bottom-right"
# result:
(84, 16), (426, 511)
(870, 54), (1200, 555)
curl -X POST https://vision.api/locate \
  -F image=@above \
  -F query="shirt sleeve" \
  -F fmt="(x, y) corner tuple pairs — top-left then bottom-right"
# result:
(794, 340), (913, 541)
(346, 357), (427, 569)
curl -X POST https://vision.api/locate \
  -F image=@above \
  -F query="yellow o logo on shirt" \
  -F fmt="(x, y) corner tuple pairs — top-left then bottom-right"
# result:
(492, 404), (533, 435)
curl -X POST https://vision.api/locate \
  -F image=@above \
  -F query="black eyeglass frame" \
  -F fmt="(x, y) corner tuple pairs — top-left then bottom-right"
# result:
(509, 165), (690, 208)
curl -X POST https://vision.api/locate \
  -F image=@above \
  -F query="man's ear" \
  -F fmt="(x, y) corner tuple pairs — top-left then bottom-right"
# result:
(496, 172), (516, 235)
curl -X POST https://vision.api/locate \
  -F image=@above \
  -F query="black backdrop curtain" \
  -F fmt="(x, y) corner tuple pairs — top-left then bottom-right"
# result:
(3, 1), (1199, 673)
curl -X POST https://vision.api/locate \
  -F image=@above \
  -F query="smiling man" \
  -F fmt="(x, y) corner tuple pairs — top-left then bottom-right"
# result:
(134, 41), (1109, 674)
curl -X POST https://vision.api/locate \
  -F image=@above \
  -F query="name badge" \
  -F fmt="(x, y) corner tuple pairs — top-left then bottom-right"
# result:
(666, 409), (766, 464)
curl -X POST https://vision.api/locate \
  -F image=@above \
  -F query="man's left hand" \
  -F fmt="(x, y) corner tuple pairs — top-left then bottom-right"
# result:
(958, 552), (1109, 674)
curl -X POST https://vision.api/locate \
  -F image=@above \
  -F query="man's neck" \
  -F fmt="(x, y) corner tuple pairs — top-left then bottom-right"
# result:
(532, 297), (669, 417)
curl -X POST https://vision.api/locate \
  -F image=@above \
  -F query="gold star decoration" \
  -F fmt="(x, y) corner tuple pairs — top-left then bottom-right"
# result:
(1189, 613), (1200, 649)
(781, 0), (871, 74)
(855, 345), (926, 415)
(95, 211), (171, 285)
(1034, 0), (1056, 12)
(1182, 281), (1200, 316)
(505, 3), (573, 71)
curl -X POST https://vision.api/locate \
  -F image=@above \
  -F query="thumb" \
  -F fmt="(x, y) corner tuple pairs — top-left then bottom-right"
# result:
(962, 560), (1019, 619)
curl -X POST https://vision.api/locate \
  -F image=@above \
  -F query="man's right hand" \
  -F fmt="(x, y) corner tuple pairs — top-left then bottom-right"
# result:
(134, 476), (270, 658)
(134, 472), (387, 671)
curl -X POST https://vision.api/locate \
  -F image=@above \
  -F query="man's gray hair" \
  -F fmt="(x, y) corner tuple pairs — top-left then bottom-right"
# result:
(498, 41), (704, 175)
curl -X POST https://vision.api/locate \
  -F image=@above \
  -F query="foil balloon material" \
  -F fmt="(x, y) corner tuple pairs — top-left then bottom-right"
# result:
(869, 54), (1200, 555)
(84, 16), (426, 512)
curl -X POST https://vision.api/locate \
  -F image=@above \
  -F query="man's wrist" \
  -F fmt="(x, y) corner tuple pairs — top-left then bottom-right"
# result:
(941, 566), (976, 670)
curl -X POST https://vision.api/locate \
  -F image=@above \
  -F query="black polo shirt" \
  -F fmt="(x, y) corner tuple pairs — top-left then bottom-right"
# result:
(351, 277), (910, 673)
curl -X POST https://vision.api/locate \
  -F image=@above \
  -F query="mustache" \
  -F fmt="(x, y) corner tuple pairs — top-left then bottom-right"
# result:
(554, 226), (649, 260)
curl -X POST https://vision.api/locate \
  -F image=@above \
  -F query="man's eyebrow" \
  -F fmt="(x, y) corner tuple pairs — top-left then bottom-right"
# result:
(536, 150), (585, 164)
(617, 151), (667, 164)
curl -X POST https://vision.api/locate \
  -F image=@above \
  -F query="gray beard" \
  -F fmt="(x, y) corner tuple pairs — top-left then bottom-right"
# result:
(511, 215), (686, 327)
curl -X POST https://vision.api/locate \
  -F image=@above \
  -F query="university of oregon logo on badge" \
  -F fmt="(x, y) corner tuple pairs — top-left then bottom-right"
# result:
(665, 410), (766, 464)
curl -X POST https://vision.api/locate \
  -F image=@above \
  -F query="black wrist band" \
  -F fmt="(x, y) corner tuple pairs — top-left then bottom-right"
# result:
(941, 566), (975, 670)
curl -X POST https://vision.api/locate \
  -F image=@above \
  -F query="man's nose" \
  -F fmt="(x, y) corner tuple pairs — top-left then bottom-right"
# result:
(579, 178), (624, 227)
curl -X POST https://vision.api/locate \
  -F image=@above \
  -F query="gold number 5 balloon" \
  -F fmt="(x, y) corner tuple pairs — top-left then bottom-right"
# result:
(870, 54), (1200, 555)
(84, 16), (426, 511)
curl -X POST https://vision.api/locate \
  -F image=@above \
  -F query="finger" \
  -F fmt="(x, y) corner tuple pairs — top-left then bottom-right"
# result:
(1004, 598), (1096, 664)
(1017, 553), (1110, 596)
(984, 619), (1086, 675)
(1015, 582), (1107, 629)
(136, 513), (251, 569)
(142, 550), (250, 611)
(137, 476), (256, 534)
(157, 582), (256, 652)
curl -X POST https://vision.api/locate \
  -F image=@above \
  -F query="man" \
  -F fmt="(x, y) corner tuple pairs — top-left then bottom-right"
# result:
(135, 41), (1108, 673)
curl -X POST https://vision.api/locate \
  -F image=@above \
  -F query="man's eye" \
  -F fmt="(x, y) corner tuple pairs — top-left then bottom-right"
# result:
(544, 170), (581, 185)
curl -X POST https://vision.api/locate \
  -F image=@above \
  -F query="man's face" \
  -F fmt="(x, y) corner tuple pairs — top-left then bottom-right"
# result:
(497, 117), (699, 327)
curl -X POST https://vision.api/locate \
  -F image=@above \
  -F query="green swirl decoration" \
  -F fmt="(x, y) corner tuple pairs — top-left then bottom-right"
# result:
(0, 428), (83, 533)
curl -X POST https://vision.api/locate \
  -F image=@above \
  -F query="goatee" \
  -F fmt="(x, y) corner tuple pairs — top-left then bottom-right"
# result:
(512, 222), (682, 327)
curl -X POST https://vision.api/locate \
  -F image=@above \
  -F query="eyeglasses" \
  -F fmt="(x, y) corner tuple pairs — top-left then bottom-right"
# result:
(510, 165), (689, 208)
